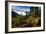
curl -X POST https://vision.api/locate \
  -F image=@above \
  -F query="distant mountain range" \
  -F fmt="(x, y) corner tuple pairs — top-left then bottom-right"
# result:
(12, 10), (29, 16)
(12, 7), (41, 17)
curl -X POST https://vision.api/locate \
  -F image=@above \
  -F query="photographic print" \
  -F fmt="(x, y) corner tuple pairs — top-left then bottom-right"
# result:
(5, 1), (45, 33)
(12, 6), (41, 28)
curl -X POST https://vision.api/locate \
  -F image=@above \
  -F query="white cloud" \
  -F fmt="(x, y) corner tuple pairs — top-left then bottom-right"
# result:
(14, 11), (26, 16)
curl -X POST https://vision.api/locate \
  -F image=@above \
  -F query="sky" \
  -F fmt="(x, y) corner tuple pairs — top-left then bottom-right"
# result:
(12, 6), (32, 12)
(12, 6), (32, 15)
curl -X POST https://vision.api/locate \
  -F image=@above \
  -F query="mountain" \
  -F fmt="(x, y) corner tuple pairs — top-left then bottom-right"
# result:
(12, 11), (18, 16)
(29, 7), (41, 17)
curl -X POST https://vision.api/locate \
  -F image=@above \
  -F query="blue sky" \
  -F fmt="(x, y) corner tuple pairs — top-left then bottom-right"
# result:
(12, 6), (32, 12)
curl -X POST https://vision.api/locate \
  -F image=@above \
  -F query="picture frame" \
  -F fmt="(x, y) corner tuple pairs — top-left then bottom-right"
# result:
(5, 1), (45, 33)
